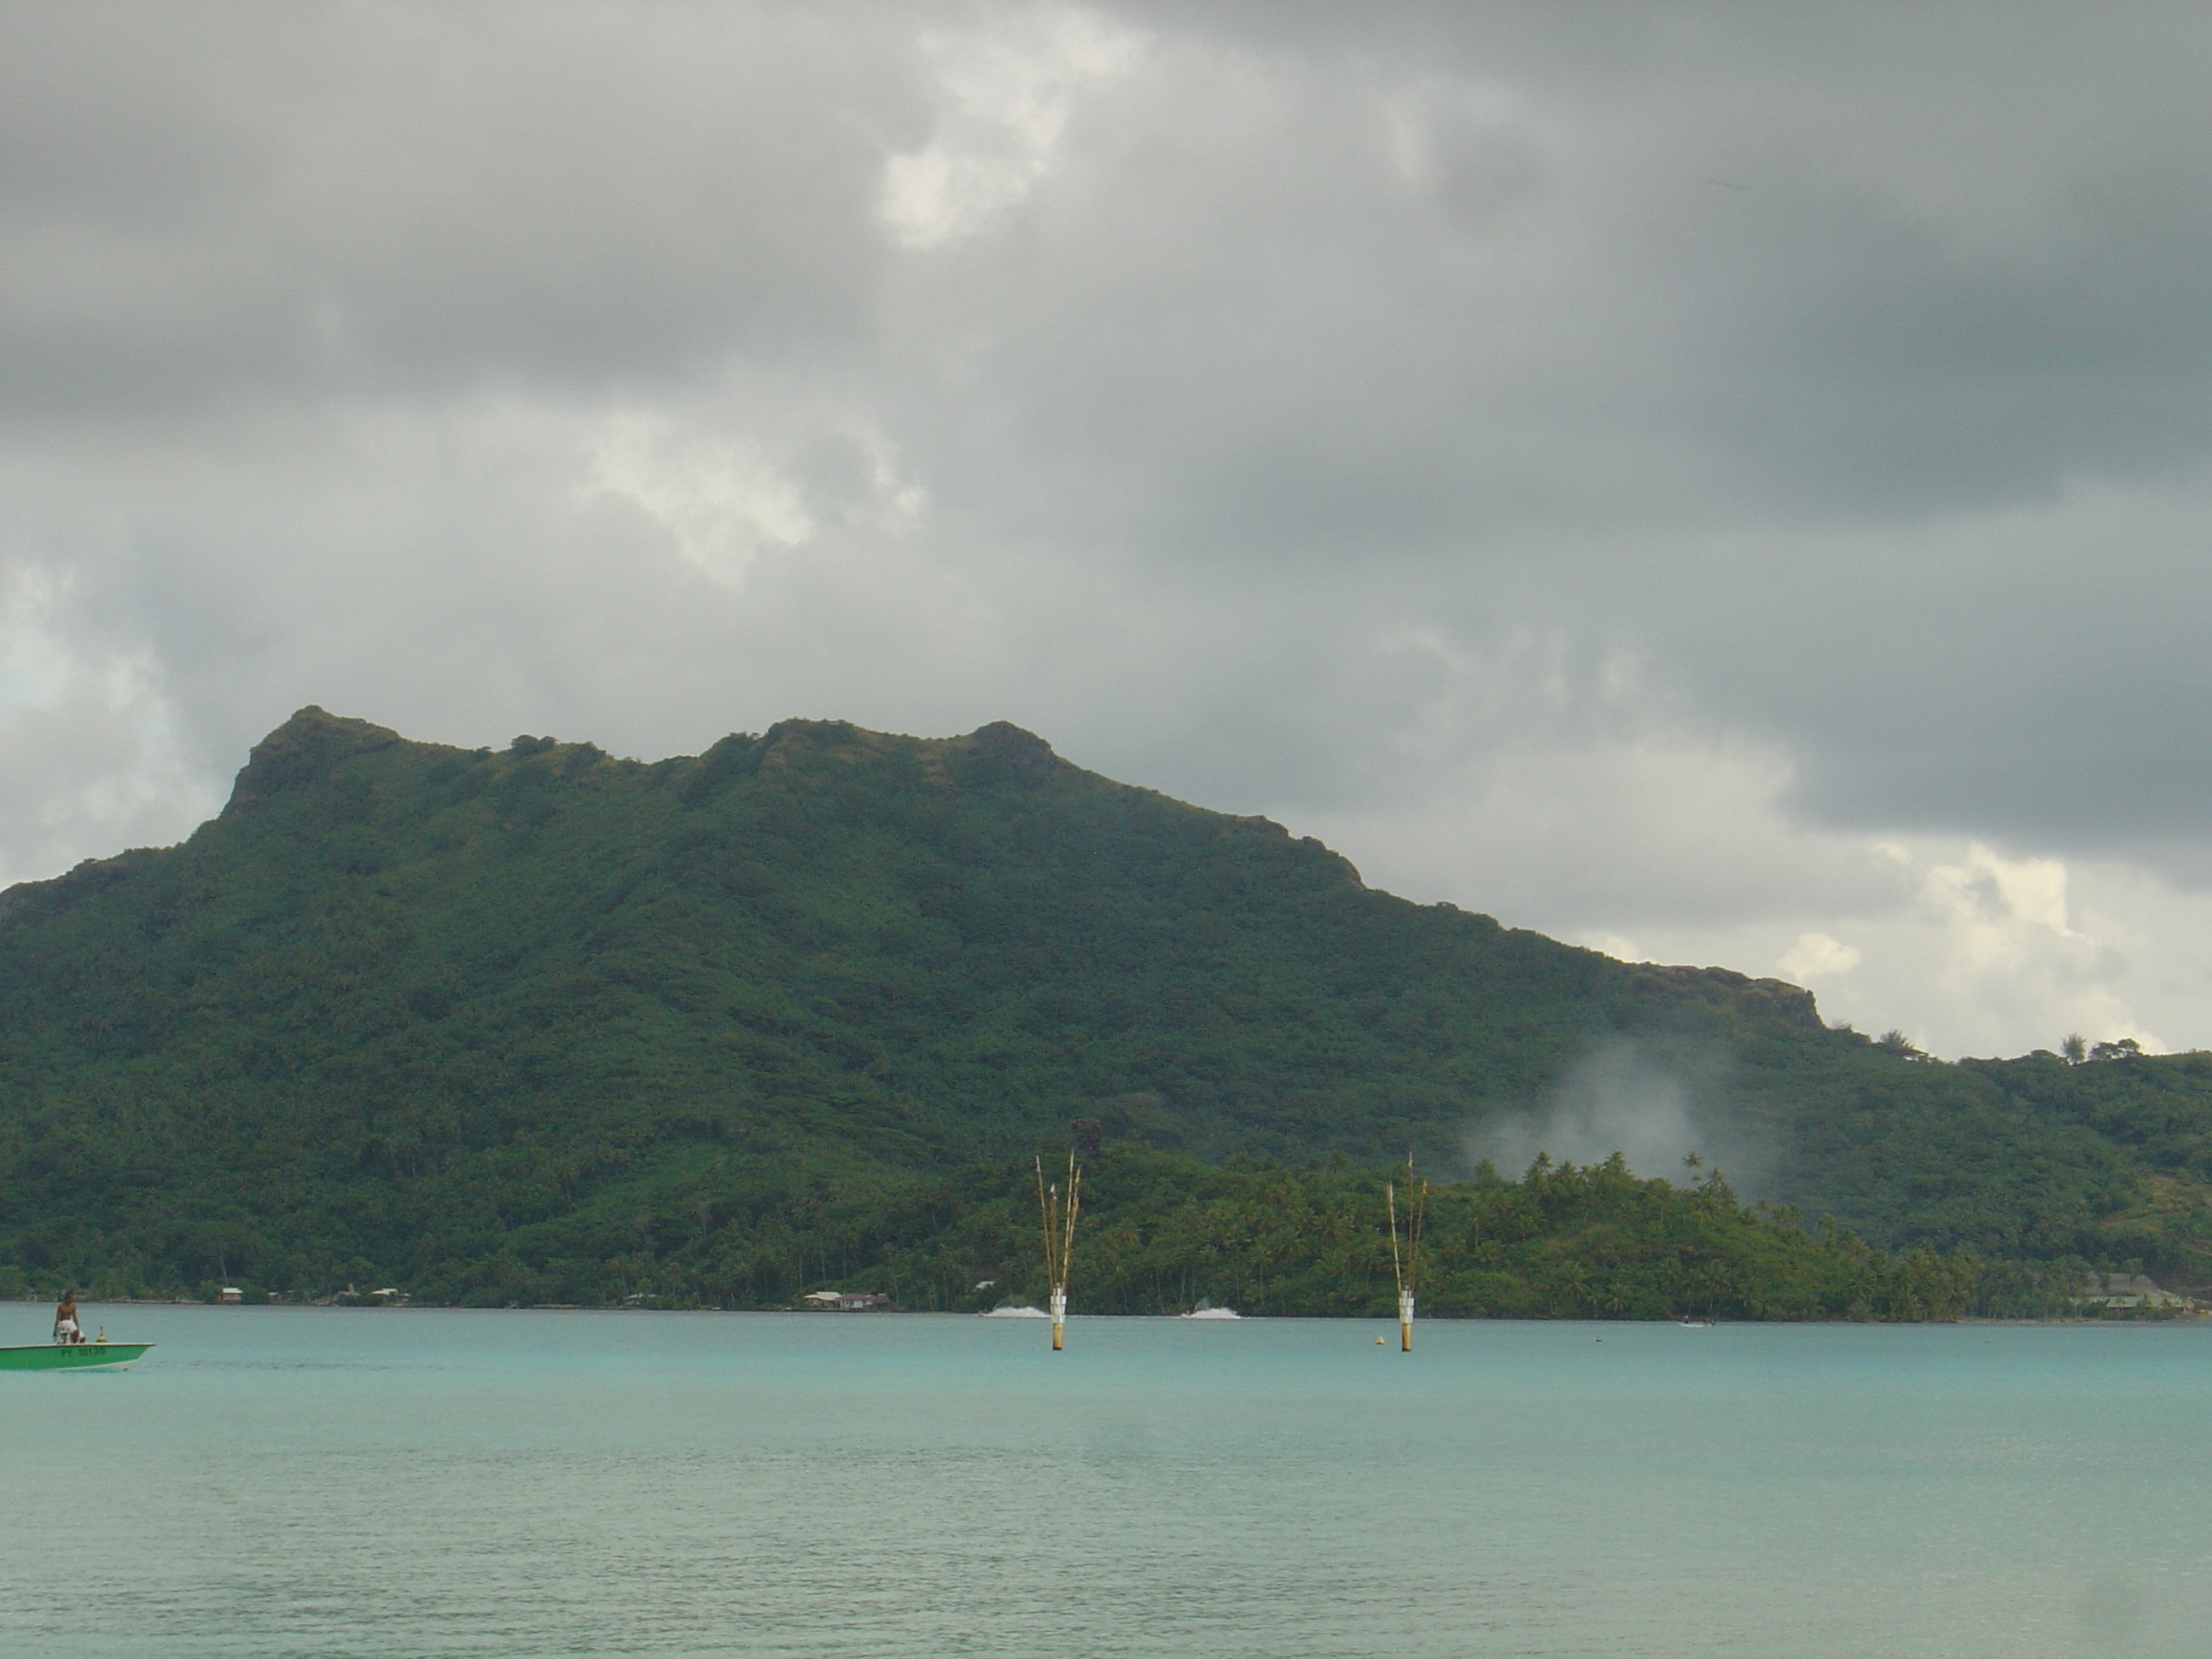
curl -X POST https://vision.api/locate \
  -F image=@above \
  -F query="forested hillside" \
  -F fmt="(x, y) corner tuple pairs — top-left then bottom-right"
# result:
(0, 707), (2205, 1308)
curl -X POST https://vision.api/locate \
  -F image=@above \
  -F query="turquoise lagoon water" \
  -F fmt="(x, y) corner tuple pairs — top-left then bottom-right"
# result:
(3, 1308), (2209, 1657)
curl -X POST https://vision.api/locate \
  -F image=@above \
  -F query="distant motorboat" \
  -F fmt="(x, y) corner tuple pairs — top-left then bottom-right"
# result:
(1180, 1303), (1241, 1319)
(981, 1302), (1051, 1318)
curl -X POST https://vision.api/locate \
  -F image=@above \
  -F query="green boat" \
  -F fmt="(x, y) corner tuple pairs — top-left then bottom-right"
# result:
(0, 1342), (154, 1372)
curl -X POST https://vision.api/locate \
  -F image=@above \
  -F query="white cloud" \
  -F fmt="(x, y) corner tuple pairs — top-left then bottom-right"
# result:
(1277, 650), (2179, 1059)
(586, 415), (818, 589)
(880, 4), (1143, 249)
(1528, 826), (2184, 1062)
(0, 568), (211, 886)
(1778, 932), (1860, 981)
(582, 411), (929, 590)
(1289, 624), (1896, 934)
(1921, 843), (2073, 952)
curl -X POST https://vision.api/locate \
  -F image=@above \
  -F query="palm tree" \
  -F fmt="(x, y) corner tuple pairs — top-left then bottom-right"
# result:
(1555, 1260), (1593, 1315)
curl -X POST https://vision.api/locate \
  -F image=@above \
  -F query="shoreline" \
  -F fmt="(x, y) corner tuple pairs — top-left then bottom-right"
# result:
(23, 1298), (2209, 1326)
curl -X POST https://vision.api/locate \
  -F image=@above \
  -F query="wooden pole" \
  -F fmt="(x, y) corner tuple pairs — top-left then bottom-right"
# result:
(1388, 1161), (1428, 1353)
(1038, 1149), (1081, 1352)
(1036, 1155), (1056, 1282)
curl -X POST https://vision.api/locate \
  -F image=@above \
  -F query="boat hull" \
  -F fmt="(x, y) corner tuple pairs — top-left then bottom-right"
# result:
(0, 1342), (154, 1372)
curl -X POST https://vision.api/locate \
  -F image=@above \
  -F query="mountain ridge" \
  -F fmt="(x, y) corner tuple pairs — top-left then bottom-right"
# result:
(0, 706), (2204, 1306)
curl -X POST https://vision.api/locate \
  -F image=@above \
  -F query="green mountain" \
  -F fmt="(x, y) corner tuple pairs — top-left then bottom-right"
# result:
(0, 707), (2204, 1310)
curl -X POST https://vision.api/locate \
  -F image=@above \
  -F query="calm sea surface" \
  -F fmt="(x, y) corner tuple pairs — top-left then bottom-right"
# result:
(2, 1307), (2206, 1657)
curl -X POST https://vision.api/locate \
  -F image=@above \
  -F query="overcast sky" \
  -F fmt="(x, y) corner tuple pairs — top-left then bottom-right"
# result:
(5, 1), (2210, 1058)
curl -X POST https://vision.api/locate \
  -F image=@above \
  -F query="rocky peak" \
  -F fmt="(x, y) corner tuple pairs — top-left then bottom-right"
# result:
(223, 707), (403, 815)
(963, 720), (1062, 777)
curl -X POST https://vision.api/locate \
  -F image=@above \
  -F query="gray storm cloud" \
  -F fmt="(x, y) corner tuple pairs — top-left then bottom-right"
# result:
(4, 3), (2212, 1057)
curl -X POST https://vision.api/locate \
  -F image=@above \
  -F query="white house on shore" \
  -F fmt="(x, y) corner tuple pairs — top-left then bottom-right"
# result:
(801, 1289), (892, 1312)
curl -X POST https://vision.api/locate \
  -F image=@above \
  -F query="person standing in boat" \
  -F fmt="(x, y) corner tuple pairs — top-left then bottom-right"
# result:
(53, 1291), (83, 1344)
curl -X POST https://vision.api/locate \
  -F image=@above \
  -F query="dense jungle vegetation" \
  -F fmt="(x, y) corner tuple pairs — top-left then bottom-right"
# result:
(882, 1148), (1976, 1323)
(0, 707), (2205, 1314)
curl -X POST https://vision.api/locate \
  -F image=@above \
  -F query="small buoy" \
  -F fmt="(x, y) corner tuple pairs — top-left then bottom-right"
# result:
(1376, 1336), (1385, 1344)
(1595, 1336), (1603, 1342)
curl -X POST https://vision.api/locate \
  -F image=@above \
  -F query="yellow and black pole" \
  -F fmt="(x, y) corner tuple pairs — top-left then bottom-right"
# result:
(1036, 1150), (1083, 1351)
